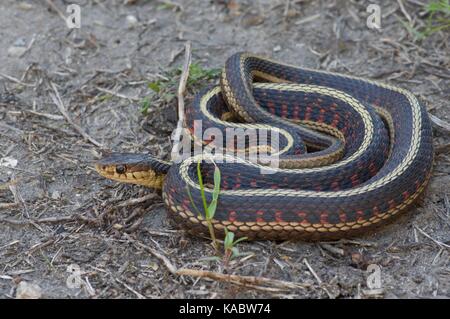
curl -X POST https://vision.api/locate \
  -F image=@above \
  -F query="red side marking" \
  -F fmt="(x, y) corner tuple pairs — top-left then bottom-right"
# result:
(267, 101), (276, 115)
(305, 106), (312, 121)
(388, 200), (396, 209)
(320, 212), (329, 224)
(339, 212), (347, 223)
(331, 113), (340, 127)
(234, 183), (241, 189)
(182, 199), (191, 211)
(229, 211), (237, 222)
(318, 108), (325, 123)
(275, 211), (284, 222)
(331, 181), (340, 191)
(356, 210), (364, 222)
(297, 211), (308, 224)
(402, 191), (409, 200)
(372, 205), (380, 216)
(271, 185), (279, 190)
(369, 162), (377, 176)
(281, 104), (288, 118)
(256, 210), (265, 223)
(293, 105), (300, 120)
(351, 174), (360, 187)
(250, 180), (257, 187)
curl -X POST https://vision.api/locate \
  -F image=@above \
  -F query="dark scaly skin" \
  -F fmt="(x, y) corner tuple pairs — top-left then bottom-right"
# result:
(97, 52), (434, 241)
(163, 53), (433, 240)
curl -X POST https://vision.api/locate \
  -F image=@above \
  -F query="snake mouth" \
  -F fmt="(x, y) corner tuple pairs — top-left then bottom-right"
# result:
(95, 153), (167, 189)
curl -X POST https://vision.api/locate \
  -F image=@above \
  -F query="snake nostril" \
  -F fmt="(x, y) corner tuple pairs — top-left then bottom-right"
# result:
(115, 165), (126, 174)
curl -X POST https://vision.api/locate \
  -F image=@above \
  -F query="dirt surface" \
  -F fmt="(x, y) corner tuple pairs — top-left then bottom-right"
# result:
(0, 0), (449, 299)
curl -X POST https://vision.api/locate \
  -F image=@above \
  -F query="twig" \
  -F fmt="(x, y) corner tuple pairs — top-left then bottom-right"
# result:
(45, 0), (68, 22)
(397, 0), (412, 23)
(95, 86), (140, 102)
(303, 258), (335, 299)
(176, 268), (311, 291)
(320, 243), (345, 256)
(113, 277), (145, 299)
(0, 214), (97, 226)
(429, 113), (450, 132)
(19, 34), (36, 58)
(49, 82), (103, 147)
(0, 72), (34, 87)
(171, 41), (191, 160)
(132, 239), (178, 274)
(116, 193), (158, 207)
(0, 203), (19, 209)
(26, 110), (64, 121)
(414, 225), (450, 249)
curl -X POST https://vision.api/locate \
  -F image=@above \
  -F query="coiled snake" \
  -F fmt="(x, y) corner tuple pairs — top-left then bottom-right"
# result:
(96, 52), (434, 241)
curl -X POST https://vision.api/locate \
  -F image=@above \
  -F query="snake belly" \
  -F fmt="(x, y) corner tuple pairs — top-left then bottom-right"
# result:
(163, 52), (433, 241)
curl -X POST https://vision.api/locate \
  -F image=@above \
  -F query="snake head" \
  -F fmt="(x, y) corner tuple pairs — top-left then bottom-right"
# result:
(95, 153), (170, 189)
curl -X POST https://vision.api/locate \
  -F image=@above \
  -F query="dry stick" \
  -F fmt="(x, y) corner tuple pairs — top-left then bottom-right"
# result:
(0, 203), (19, 209)
(26, 110), (64, 121)
(116, 193), (158, 207)
(132, 240), (178, 274)
(176, 268), (311, 291)
(429, 113), (450, 132)
(414, 225), (450, 249)
(113, 277), (145, 299)
(303, 258), (335, 299)
(132, 237), (308, 292)
(45, 0), (68, 22)
(0, 214), (96, 226)
(0, 72), (34, 87)
(49, 82), (103, 148)
(397, 0), (412, 23)
(95, 86), (140, 102)
(171, 41), (191, 158)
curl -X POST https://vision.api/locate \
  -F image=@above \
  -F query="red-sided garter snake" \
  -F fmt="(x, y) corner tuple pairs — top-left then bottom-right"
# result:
(95, 52), (434, 241)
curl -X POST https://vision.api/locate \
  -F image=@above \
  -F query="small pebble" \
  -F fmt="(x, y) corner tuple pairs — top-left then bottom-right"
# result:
(126, 15), (139, 28)
(51, 191), (61, 200)
(7, 46), (27, 57)
(15, 281), (42, 299)
(273, 45), (282, 52)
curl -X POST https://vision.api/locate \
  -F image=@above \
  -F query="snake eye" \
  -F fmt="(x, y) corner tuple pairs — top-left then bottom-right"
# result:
(115, 165), (126, 174)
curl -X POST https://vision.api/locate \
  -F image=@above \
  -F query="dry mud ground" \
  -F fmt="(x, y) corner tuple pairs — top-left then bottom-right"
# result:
(0, 0), (449, 299)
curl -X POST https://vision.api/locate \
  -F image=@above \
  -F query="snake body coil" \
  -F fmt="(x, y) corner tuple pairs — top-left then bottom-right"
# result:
(96, 52), (434, 241)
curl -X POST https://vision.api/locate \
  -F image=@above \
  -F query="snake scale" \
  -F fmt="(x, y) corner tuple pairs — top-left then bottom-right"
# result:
(96, 52), (434, 241)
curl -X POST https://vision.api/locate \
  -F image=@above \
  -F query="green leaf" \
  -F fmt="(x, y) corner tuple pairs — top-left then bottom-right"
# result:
(206, 165), (221, 219)
(148, 81), (161, 93)
(233, 237), (248, 246)
(224, 229), (235, 249)
(197, 160), (209, 218)
(426, 0), (450, 14)
(185, 185), (203, 218)
(140, 97), (151, 114)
